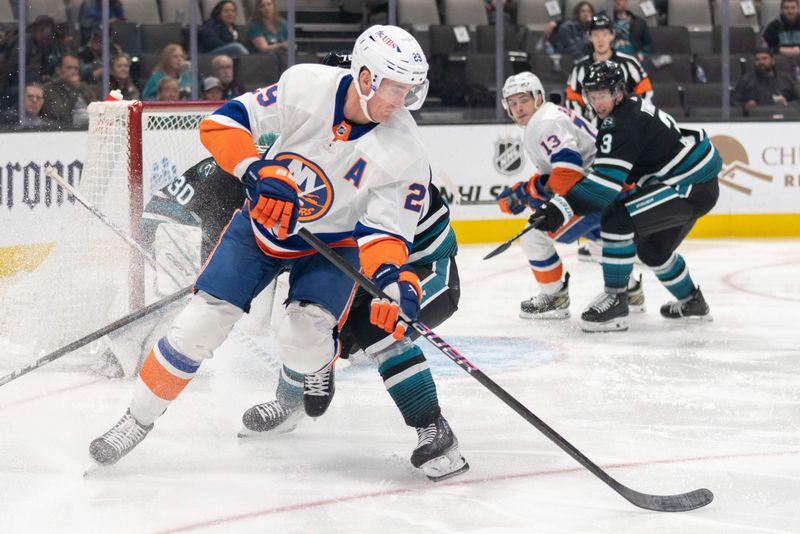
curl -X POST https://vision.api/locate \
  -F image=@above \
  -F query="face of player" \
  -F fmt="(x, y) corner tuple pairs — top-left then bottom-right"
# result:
(586, 88), (622, 119)
(782, 1), (798, 23)
(613, 0), (628, 13)
(590, 29), (613, 55)
(506, 92), (537, 127)
(365, 76), (415, 123)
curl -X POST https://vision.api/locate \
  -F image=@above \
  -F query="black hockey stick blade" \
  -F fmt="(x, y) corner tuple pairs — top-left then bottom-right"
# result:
(0, 285), (192, 387)
(298, 227), (713, 512)
(483, 216), (544, 260)
(617, 486), (714, 512)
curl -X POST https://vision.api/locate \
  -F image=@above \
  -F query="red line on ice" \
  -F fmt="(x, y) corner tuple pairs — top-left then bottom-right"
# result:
(722, 261), (800, 302)
(155, 449), (799, 533)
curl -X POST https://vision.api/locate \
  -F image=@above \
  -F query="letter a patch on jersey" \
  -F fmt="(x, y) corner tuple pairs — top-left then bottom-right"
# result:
(344, 158), (367, 188)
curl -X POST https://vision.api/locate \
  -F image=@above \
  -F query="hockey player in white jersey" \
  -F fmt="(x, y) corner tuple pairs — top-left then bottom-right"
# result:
(88, 25), (467, 478)
(496, 71), (644, 318)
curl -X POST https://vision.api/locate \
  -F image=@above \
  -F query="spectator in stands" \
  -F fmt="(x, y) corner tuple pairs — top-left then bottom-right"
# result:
(202, 76), (224, 100)
(211, 54), (244, 99)
(79, 0), (125, 43)
(761, 0), (800, 71)
(734, 46), (798, 112)
(247, 0), (288, 53)
(106, 53), (140, 100)
(545, 1), (595, 57)
(0, 15), (58, 103)
(0, 82), (50, 127)
(566, 15), (652, 124)
(199, 0), (249, 56)
(156, 77), (181, 101)
(606, 0), (651, 61)
(78, 28), (122, 84)
(53, 23), (76, 67)
(142, 44), (191, 100)
(41, 52), (98, 127)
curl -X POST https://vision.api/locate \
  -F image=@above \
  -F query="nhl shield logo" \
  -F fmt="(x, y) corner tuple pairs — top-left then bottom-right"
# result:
(494, 137), (525, 176)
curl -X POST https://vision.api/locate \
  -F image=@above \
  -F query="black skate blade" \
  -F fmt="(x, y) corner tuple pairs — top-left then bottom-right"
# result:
(426, 461), (470, 482)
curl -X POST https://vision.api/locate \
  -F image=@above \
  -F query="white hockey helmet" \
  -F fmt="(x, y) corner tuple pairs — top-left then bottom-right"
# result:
(351, 25), (429, 119)
(501, 72), (545, 120)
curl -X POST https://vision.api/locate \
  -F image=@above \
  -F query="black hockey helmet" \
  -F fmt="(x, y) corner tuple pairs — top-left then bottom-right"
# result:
(588, 14), (614, 33)
(321, 51), (352, 69)
(583, 60), (625, 94)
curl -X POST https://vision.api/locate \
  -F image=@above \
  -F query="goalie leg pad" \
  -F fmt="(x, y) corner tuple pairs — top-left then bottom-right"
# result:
(167, 291), (243, 361)
(278, 301), (338, 374)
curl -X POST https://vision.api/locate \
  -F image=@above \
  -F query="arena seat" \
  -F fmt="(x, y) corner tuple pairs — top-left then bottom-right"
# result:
(398, 0), (441, 30)
(443, 0), (488, 27)
(667, 0), (712, 31)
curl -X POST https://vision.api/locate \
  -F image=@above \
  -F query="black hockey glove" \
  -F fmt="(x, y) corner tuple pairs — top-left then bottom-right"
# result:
(529, 195), (574, 232)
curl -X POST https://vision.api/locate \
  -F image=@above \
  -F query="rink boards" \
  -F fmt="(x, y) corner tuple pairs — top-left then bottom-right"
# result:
(1, 121), (799, 275)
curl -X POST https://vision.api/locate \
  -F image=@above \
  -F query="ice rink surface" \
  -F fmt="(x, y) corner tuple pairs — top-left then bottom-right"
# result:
(1, 238), (798, 534)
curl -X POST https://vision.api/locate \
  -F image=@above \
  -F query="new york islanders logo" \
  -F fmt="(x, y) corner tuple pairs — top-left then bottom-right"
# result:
(273, 153), (333, 221)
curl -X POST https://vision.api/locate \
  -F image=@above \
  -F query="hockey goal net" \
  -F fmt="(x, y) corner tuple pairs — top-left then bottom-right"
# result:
(0, 101), (220, 370)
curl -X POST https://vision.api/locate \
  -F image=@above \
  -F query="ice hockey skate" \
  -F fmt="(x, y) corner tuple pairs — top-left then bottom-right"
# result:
(580, 291), (629, 332)
(411, 414), (469, 482)
(89, 410), (153, 465)
(660, 287), (712, 320)
(520, 273), (571, 319)
(238, 399), (304, 437)
(304, 365), (335, 418)
(627, 274), (646, 313)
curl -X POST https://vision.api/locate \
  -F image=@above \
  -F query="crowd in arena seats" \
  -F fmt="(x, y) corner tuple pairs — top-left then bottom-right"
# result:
(0, 0), (798, 129)
(0, 0), (292, 129)
(411, 0), (800, 118)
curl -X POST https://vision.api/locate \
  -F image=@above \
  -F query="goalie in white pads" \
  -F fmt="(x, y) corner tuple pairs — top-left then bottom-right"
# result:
(496, 71), (644, 319)
(88, 25), (468, 481)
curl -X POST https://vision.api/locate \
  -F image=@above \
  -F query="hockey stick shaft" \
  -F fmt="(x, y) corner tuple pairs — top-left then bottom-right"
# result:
(483, 216), (544, 260)
(0, 286), (191, 387)
(298, 228), (713, 512)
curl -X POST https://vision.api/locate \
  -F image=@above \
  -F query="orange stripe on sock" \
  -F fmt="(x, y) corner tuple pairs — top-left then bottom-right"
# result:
(138, 351), (192, 401)
(532, 263), (563, 284)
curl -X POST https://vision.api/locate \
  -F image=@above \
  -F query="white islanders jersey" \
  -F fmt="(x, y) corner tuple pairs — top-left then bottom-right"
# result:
(200, 64), (431, 264)
(523, 102), (597, 184)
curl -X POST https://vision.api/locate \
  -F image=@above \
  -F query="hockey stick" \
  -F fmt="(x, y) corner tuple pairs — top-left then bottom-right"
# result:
(298, 227), (713, 512)
(0, 285), (191, 387)
(483, 216), (544, 260)
(44, 167), (187, 286)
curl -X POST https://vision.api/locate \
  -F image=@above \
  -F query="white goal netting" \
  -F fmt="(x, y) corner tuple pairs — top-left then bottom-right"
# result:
(0, 101), (217, 372)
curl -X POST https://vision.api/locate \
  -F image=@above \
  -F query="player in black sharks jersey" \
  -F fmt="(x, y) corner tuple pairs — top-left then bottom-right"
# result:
(531, 61), (721, 332)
